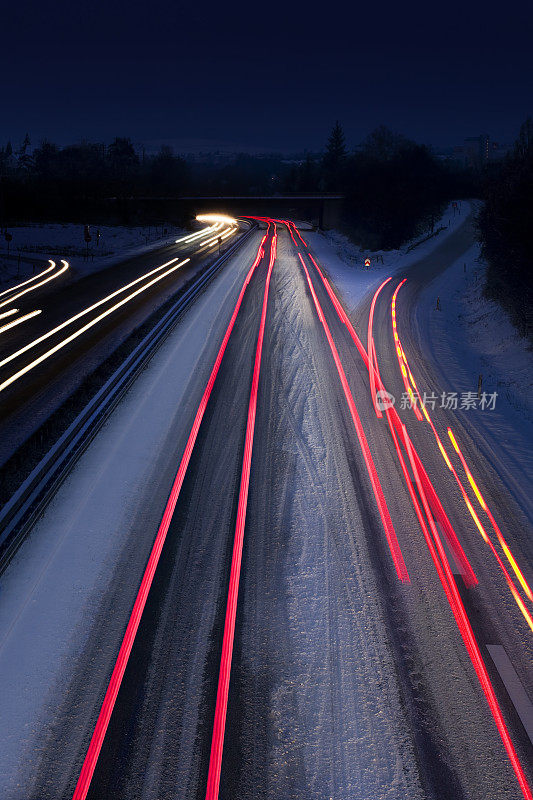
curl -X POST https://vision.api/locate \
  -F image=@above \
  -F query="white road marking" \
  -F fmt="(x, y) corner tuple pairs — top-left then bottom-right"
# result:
(487, 644), (533, 745)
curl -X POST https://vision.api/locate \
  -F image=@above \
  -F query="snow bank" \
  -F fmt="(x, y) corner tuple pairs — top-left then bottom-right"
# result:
(0, 223), (186, 285)
(307, 201), (470, 312)
(415, 244), (533, 520)
(423, 245), (532, 423)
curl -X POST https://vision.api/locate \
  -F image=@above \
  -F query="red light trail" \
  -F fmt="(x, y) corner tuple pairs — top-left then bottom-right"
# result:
(367, 276), (392, 417)
(390, 280), (532, 628)
(71, 228), (271, 800)
(292, 225), (532, 800)
(204, 228), (277, 800)
(297, 251), (409, 583)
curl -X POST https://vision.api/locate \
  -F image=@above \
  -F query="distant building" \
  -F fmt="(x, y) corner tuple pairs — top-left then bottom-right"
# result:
(453, 135), (509, 168)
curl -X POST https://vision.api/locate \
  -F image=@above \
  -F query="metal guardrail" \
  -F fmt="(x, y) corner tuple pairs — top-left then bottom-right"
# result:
(0, 222), (258, 572)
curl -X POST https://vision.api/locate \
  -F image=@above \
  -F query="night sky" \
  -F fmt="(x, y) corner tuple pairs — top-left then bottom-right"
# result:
(3, 0), (532, 152)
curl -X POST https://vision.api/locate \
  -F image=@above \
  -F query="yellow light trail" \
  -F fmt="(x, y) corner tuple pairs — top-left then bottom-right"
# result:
(392, 279), (533, 630)
(407, 371), (533, 631)
(448, 427), (533, 603)
(391, 285), (423, 420)
(448, 429), (487, 510)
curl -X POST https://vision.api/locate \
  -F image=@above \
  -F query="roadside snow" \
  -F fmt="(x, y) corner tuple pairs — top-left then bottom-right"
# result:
(0, 223), (186, 285)
(415, 244), (533, 520)
(307, 201), (470, 312)
(423, 244), (532, 424)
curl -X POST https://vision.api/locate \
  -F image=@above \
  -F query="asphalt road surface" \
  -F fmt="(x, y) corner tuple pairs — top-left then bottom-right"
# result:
(0, 221), (242, 466)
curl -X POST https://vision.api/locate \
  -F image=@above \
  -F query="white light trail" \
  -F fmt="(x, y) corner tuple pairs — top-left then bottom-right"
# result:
(0, 259), (190, 393)
(0, 309), (42, 334)
(0, 309), (19, 320)
(0, 261), (57, 299)
(175, 224), (219, 244)
(0, 214), (238, 393)
(196, 214), (237, 226)
(0, 260), (69, 310)
(0, 257), (187, 372)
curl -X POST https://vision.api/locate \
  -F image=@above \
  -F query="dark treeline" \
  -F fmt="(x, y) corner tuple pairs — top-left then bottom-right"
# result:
(477, 118), (533, 338)
(0, 126), (473, 242)
(284, 123), (475, 248)
(0, 137), (296, 223)
(1, 123), (529, 335)
(0, 138), (191, 222)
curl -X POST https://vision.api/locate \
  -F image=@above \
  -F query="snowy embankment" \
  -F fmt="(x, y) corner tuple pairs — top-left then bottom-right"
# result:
(415, 244), (533, 521)
(0, 222), (186, 285)
(419, 243), (532, 425)
(307, 201), (469, 311)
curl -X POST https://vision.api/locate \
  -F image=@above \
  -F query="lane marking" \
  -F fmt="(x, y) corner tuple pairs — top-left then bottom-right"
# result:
(71, 231), (268, 800)
(204, 228), (277, 800)
(487, 645), (533, 745)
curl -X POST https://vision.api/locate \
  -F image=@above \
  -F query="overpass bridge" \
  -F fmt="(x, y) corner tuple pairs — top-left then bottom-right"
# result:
(106, 194), (345, 229)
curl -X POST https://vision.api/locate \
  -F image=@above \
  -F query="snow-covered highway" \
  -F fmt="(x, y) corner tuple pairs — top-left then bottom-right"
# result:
(0, 216), (531, 800)
(0, 215), (241, 467)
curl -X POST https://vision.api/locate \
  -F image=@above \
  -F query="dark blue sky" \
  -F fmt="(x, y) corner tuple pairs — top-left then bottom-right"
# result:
(2, 0), (531, 152)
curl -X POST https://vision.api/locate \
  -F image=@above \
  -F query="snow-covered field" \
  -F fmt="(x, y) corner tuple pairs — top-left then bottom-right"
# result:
(307, 201), (469, 312)
(0, 222), (186, 285)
